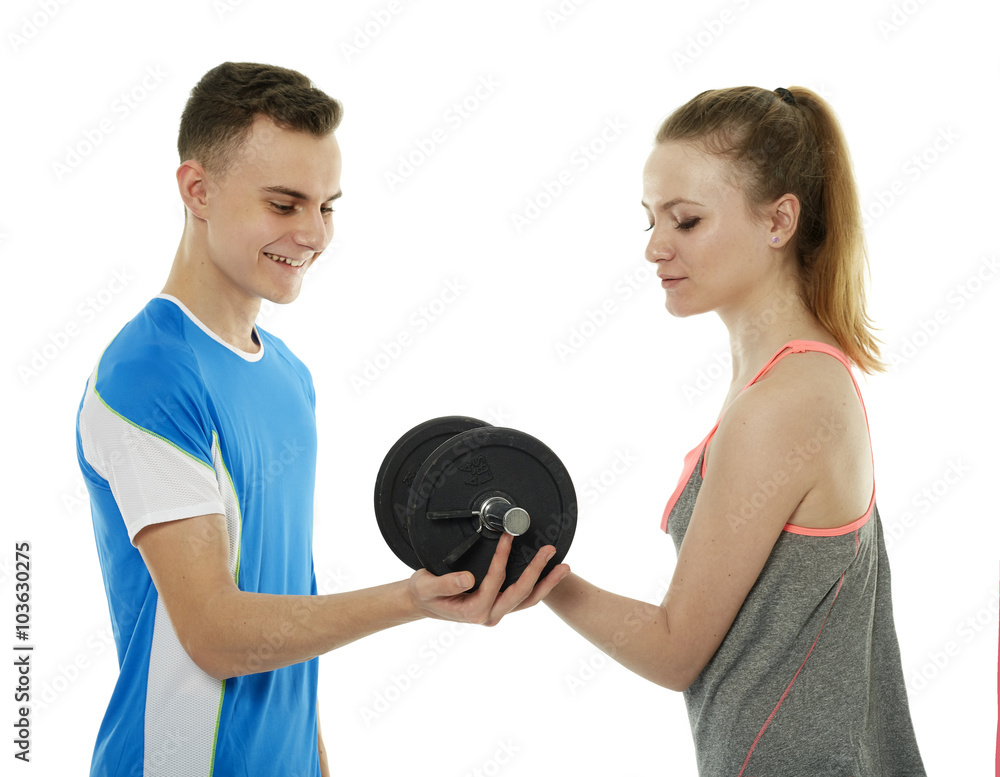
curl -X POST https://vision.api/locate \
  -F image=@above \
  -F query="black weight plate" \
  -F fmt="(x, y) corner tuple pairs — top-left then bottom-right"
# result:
(407, 427), (577, 591)
(374, 416), (491, 571)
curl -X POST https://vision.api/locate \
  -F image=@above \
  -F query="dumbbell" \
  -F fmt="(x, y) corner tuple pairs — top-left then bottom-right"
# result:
(374, 416), (577, 591)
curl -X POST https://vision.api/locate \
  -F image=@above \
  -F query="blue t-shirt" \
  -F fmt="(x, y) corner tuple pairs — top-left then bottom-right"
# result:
(76, 294), (320, 777)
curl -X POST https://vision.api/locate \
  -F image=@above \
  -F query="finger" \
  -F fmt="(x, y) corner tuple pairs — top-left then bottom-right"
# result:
(410, 568), (474, 607)
(511, 563), (571, 612)
(473, 532), (514, 600)
(490, 544), (557, 615)
(441, 570), (475, 595)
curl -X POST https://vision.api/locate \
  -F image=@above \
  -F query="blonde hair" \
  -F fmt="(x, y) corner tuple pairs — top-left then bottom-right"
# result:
(656, 86), (884, 374)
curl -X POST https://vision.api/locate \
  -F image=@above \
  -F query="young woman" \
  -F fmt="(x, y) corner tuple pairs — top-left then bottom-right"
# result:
(531, 86), (926, 776)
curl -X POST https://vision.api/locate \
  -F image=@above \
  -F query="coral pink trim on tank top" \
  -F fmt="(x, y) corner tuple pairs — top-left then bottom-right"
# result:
(660, 429), (712, 533)
(737, 571), (848, 776)
(783, 492), (874, 536)
(660, 341), (876, 537)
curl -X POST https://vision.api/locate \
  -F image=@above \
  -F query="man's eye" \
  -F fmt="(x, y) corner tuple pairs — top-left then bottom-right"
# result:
(271, 203), (294, 213)
(321, 207), (335, 215)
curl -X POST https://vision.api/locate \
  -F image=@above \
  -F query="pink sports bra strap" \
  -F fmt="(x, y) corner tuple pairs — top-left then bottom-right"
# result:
(662, 340), (876, 536)
(754, 341), (868, 430)
(737, 340), (877, 534)
(704, 340), (873, 478)
(756, 340), (854, 384)
(786, 341), (850, 363)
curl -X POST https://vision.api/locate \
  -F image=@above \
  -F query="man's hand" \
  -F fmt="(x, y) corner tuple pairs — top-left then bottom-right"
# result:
(407, 533), (570, 627)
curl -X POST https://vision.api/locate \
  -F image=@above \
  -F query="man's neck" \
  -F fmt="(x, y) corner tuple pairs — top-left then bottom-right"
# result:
(162, 232), (262, 353)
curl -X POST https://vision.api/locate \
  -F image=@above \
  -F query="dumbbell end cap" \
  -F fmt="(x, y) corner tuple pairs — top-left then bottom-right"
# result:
(503, 507), (531, 536)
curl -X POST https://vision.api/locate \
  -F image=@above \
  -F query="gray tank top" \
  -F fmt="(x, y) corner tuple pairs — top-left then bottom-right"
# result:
(663, 341), (926, 776)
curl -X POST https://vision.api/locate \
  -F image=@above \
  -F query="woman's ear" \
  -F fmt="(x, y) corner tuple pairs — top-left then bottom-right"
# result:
(767, 192), (800, 248)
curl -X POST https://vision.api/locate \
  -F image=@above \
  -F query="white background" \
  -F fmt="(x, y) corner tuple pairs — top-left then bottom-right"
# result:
(2, 0), (997, 774)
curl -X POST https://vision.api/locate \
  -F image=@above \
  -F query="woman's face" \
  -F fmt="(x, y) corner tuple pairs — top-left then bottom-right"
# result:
(642, 141), (775, 320)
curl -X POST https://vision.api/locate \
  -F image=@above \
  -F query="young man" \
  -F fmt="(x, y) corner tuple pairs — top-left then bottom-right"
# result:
(76, 62), (568, 777)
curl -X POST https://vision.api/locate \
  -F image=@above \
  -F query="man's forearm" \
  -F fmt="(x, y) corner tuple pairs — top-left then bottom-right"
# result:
(184, 580), (422, 679)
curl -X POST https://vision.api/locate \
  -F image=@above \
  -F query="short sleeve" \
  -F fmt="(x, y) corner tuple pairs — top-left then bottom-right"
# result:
(78, 338), (226, 543)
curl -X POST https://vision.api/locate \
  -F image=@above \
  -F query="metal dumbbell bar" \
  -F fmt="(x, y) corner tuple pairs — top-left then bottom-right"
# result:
(374, 417), (577, 591)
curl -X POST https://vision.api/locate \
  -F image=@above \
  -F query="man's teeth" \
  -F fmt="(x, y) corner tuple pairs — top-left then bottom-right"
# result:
(266, 253), (306, 267)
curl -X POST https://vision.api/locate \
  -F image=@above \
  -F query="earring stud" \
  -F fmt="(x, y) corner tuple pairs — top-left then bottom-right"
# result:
(772, 237), (779, 244)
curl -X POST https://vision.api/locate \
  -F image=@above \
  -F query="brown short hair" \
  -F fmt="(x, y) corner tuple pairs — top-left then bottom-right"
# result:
(177, 62), (343, 176)
(656, 86), (883, 374)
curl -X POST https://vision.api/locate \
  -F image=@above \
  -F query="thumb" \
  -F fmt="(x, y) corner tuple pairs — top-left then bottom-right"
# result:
(436, 570), (474, 595)
(451, 571), (475, 592)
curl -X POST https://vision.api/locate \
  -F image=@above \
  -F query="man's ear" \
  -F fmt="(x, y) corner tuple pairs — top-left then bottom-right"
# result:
(177, 160), (211, 221)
